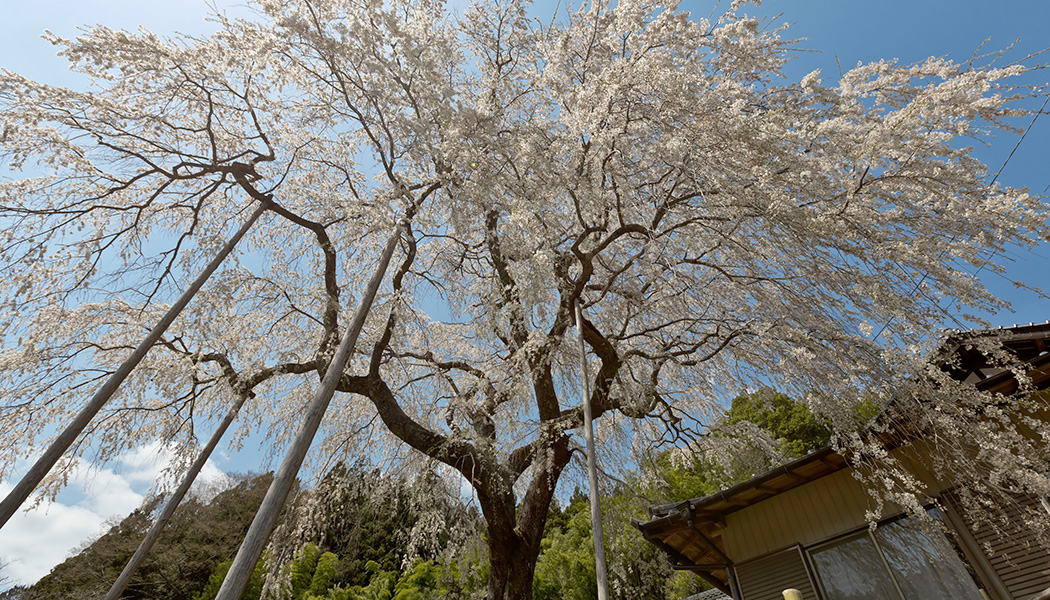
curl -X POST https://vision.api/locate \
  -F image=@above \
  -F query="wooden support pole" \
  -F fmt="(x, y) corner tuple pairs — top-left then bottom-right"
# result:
(104, 392), (251, 600)
(0, 201), (270, 530)
(214, 220), (404, 600)
(575, 300), (610, 600)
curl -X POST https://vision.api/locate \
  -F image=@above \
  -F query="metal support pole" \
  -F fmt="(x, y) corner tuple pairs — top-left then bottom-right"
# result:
(215, 220), (404, 600)
(575, 300), (610, 600)
(0, 201), (270, 530)
(728, 566), (744, 600)
(105, 392), (251, 600)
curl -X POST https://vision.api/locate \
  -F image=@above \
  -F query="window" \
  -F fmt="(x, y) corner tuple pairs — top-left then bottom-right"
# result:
(807, 513), (985, 600)
(809, 531), (900, 600)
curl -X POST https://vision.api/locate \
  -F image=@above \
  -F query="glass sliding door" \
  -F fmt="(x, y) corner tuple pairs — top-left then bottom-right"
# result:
(808, 515), (985, 600)
(809, 531), (902, 600)
(873, 516), (983, 600)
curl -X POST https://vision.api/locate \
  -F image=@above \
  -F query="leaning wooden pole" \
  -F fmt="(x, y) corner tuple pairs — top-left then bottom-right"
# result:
(215, 219), (405, 600)
(575, 300), (610, 600)
(104, 391), (251, 600)
(0, 201), (270, 530)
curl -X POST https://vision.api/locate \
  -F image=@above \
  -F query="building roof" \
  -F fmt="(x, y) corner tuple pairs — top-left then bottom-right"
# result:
(633, 321), (1050, 592)
(685, 588), (733, 600)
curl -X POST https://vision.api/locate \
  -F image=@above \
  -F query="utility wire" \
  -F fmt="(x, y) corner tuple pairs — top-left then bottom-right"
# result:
(871, 93), (1049, 344)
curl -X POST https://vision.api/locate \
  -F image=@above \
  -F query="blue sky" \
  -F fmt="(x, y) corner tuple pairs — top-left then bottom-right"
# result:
(7, 0), (1044, 323)
(0, 0), (1047, 587)
(725, 0), (1050, 328)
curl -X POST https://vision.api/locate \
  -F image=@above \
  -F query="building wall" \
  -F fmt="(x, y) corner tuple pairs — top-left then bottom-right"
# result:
(723, 443), (948, 563)
(724, 468), (876, 562)
(721, 442), (1050, 599)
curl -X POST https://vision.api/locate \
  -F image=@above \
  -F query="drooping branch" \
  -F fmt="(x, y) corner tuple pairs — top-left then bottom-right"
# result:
(215, 218), (406, 600)
(104, 389), (252, 600)
(230, 170), (344, 361)
(0, 199), (271, 530)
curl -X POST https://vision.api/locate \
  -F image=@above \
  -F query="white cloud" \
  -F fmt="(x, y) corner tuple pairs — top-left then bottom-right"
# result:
(0, 487), (107, 587)
(0, 443), (229, 588)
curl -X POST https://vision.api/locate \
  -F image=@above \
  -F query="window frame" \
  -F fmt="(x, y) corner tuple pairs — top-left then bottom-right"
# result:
(803, 509), (988, 600)
(805, 516), (909, 600)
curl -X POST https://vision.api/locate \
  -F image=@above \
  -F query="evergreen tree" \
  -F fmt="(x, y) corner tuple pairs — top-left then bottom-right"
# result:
(193, 555), (267, 600)
(721, 389), (834, 459)
(533, 391), (832, 600)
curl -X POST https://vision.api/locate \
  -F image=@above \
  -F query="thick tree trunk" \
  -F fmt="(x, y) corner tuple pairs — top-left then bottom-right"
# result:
(484, 435), (571, 600)
(487, 522), (542, 600)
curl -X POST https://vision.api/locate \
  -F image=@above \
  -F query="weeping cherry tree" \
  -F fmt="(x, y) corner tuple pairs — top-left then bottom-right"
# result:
(1, 0), (1048, 598)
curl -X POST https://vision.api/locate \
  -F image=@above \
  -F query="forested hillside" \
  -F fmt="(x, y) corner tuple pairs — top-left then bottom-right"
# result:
(4, 465), (485, 600)
(2, 393), (835, 600)
(4, 473), (273, 600)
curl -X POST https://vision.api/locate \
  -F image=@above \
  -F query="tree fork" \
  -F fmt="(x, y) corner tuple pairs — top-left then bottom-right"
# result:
(215, 218), (406, 600)
(0, 200), (271, 530)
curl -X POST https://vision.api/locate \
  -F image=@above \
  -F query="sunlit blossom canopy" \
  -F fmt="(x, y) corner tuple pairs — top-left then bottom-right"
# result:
(1, 0), (1047, 597)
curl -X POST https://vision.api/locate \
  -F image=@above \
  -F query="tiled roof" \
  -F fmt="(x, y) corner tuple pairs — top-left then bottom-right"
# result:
(685, 589), (733, 600)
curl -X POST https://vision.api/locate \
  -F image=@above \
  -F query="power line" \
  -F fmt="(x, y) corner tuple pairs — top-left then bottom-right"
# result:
(992, 94), (1050, 186)
(871, 93), (1049, 343)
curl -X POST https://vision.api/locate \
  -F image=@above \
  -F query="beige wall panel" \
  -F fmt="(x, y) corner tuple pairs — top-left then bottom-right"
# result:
(722, 443), (960, 563)
(891, 441), (950, 497)
(724, 469), (878, 562)
(792, 483), (820, 541)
